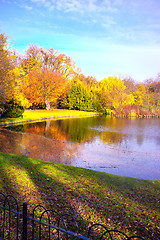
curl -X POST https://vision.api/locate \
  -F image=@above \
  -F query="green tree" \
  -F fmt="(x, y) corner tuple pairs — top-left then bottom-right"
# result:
(59, 78), (100, 111)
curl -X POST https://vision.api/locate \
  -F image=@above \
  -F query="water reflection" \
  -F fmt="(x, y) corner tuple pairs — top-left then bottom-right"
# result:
(0, 127), (81, 165)
(1, 116), (160, 180)
(6, 117), (99, 143)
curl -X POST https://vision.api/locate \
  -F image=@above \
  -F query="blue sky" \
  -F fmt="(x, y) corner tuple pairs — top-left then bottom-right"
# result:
(0, 0), (160, 82)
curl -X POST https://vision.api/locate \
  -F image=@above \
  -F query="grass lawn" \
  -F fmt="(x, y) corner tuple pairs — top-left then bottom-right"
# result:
(0, 109), (99, 126)
(0, 152), (159, 239)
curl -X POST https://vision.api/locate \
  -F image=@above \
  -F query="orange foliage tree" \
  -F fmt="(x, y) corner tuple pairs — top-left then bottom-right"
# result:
(22, 67), (66, 110)
(20, 44), (80, 109)
(21, 44), (78, 79)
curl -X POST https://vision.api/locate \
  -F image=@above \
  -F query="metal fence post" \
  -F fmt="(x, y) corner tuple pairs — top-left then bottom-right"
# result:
(22, 202), (27, 240)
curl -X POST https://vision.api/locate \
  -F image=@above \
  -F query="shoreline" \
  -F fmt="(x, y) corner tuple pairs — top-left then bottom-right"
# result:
(0, 112), (99, 127)
(1, 112), (160, 127)
(114, 114), (160, 118)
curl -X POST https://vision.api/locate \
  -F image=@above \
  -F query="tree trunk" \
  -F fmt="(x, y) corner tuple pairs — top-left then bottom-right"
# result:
(46, 99), (51, 110)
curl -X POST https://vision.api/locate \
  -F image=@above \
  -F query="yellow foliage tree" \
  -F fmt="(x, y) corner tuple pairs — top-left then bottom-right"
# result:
(0, 33), (13, 104)
(8, 66), (30, 108)
(134, 84), (146, 106)
(99, 76), (130, 109)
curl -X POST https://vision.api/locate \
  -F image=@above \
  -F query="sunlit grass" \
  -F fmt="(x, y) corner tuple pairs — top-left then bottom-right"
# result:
(0, 109), (98, 126)
(0, 152), (159, 239)
(23, 109), (97, 119)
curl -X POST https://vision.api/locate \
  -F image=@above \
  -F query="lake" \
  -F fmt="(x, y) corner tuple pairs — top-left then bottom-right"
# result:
(0, 116), (160, 180)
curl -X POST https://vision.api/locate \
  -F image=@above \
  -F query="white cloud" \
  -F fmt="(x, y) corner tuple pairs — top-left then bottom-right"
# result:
(101, 15), (116, 28)
(148, 24), (160, 30)
(24, 5), (33, 10)
(31, 0), (47, 3)
(28, 0), (159, 39)
(6, 0), (160, 82)
(30, 0), (118, 14)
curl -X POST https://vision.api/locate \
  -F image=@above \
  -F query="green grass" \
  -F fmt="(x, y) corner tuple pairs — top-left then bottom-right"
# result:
(0, 152), (159, 239)
(0, 109), (99, 126)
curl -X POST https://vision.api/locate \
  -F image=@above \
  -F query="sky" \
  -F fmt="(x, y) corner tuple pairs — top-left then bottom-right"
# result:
(0, 0), (160, 82)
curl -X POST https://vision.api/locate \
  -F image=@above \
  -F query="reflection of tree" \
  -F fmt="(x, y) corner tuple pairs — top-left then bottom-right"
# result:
(22, 117), (99, 143)
(23, 121), (66, 141)
(96, 116), (127, 145)
(136, 134), (144, 146)
(4, 116), (129, 147)
(0, 128), (23, 155)
(20, 133), (71, 164)
(0, 128), (80, 165)
(100, 131), (125, 145)
(57, 118), (97, 143)
(2, 116), (160, 166)
(97, 116), (129, 130)
(24, 121), (50, 137)
(1, 117), (101, 167)
(6, 125), (25, 133)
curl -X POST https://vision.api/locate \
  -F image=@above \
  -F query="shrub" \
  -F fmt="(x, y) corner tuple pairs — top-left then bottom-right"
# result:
(104, 108), (112, 115)
(2, 100), (25, 118)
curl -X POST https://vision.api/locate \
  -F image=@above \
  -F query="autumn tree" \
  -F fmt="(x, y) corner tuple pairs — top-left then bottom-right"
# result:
(22, 67), (66, 110)
(145, 74), (160, 107)
(133, 83), (146, 106)
(21, 44), (80, 109)
(99, 76), (134, 111)
(122, 77), (136, 95)
(21, 45), (41, 75)
(0, 33), (13, 105)
(21, 44), (78, 79)
(78, 74), (98, 87)
(0, 33), (29, 117)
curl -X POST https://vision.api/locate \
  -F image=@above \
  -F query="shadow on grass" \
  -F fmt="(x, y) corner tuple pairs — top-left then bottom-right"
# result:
(0, 152), (159, 239)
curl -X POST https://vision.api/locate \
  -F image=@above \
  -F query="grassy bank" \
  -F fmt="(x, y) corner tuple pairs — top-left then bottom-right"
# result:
(0, 109), (99, 126)
(0, 152), (159, 239)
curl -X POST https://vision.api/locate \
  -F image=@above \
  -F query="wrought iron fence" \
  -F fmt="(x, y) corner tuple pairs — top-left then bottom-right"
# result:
(0, 192), (146, 240)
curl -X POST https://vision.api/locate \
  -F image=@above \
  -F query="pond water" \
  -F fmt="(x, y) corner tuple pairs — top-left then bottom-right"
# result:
(0, 116), (160, 180)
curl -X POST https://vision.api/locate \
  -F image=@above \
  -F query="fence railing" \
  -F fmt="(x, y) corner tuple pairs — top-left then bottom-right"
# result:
(0, 192), (146, 239)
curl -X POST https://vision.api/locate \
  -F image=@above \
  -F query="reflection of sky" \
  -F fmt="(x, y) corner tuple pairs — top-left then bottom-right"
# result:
(89, 118), (160, 151)
(72, 140), (160, 180)
(119, 134), (160, 151)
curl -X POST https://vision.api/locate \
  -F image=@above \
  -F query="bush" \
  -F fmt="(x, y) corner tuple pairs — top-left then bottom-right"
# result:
(104, 108), (112, 115)
(2, 100), (25, 118)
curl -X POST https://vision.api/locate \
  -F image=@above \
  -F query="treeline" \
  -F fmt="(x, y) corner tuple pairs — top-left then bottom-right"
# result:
(0, 32), (160, 118)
